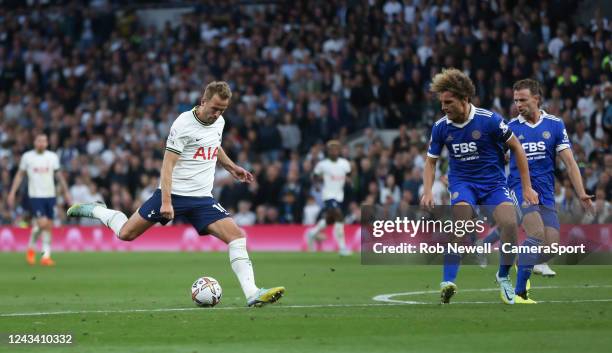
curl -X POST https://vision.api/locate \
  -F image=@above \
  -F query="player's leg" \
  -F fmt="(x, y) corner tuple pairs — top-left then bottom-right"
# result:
(38, 216), (55, 266)
(331, 207), (350, 256)
(533, 208), (560, 277)
(204, 212), (285, 307)
(26, 222), (42, 265)
(26, 221), (41, 265)
(39, 198), (57, 266)
(440, 184), (477, 303)
(67, 191), (160, 241)
(306, 206), (329, 250)
(491, 201), (520, 304)
(513, 209), (545, 303)
(26, 198), (43, 264)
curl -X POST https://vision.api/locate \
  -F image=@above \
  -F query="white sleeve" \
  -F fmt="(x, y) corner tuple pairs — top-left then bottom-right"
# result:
(344, 160), (351, 174)
(165, 120), (187, 155)
(19, 153), (28, 171)
(52, 153), (60, 171)
(313, 161), (324, 176)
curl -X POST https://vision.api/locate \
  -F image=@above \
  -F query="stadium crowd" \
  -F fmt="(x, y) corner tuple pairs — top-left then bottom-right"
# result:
(0, 0), (610, 226)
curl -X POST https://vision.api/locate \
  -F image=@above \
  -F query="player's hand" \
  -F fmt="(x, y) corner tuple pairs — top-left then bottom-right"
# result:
(578, 193), (595, 214)
(231, 166), (254, 183)
(7, 193), (15, 209)
(160, 202), (174, 220)
(420, 193), (435, 209)
(522, 187), (539, 206)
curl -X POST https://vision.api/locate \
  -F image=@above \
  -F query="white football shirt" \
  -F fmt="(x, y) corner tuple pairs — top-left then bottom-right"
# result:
(19, 150), (60, 198)
(313, 158), (351, 202)
(165, 107), (224, 197)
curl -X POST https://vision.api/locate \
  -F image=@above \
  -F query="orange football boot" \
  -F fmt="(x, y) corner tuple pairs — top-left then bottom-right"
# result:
(40, 256), (55, 266)
(26, 248), (36, 265)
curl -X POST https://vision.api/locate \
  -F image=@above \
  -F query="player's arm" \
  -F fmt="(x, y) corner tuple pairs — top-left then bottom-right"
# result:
(160, 150), (180, 220)
(55, 170), (72, 205)
(217, 147), (254, 183)
(422, 124), (443, 208)
(505, 135), (539, 205)
(558, 148), (594, 212)
(7, 169), (25, 209)
(421, 156), (437, 208)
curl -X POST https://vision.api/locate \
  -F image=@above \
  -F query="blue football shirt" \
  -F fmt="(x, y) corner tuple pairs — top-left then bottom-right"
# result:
(427, 104), (513, 187)
(507, 111), (571, 206)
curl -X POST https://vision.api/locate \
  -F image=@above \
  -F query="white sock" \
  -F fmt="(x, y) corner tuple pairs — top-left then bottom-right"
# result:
(308, 219), (326, 238)
(228, 237), (259, 299)
(307, 219), (327, 250)
(93, 206), (128, 237)
(41, 230), (51, 258)
(333, 222), (346, 251)
(28, 224), (42, 248)
(314, 219), (326, 233)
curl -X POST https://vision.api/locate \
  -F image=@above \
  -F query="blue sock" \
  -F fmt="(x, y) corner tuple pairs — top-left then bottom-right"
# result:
(483, 228), (500, 244)
(498, 243), (516, 278)
(443, 252), (461, 282)
(516, 236), (543, 294)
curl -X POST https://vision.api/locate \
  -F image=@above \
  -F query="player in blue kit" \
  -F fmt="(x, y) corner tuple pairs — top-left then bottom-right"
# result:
(506, 79), (594, 297)
(421, 68), (539, 304)
(480, 79), (594, 281)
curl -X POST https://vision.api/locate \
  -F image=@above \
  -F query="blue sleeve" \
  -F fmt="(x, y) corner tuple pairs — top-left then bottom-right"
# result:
(555, 120), (571, 153)
(490, 113), (513, 143)
(427, 123), (443, 158)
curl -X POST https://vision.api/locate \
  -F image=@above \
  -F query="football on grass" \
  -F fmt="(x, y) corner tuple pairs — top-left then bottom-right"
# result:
(191, 276), (222, 307)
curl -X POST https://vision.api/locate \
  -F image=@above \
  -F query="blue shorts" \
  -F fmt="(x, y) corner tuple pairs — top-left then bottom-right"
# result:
(29, 197), (56, 219)
(448, 182), (513, 207)
(323, 199), (342, 211)
(510, 188), (560, 230)
(138, 190), (230, 235)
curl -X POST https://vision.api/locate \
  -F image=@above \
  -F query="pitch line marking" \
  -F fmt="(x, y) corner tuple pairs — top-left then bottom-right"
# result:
(2, 285), (612, 317)
(0, 303), (406, 317)
(372, 284), (612, 305)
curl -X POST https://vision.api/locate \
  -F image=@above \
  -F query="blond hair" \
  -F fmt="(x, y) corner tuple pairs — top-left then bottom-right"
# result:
(430, 68), (475, 101)
(203, 81), (232, 101)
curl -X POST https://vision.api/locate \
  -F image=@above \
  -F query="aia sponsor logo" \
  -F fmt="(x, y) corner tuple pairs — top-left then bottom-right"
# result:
(193, 147), (218, 160)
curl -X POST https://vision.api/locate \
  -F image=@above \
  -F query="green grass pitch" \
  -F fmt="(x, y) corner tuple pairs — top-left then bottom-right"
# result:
(1, 252), (611, 353)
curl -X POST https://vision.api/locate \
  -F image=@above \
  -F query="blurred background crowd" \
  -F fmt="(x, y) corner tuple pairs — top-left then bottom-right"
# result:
(0, 0), (610, 226)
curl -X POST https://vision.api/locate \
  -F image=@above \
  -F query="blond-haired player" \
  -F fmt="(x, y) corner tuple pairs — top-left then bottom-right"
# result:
(67, 81), (284, 307)
(307, 140), (352, 256)
(8, 134), (72, 266)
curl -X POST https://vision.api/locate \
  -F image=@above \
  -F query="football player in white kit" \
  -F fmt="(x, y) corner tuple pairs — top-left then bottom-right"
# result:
(8, 134), (72, 266)
(306, 140), (352, 256)
(67, 82), (285, 307)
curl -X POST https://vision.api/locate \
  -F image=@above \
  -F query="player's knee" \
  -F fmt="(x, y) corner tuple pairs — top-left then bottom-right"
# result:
(497, 217), (518, 233)
(530, 227), (545, 240)
(37, 218), (51, 229)
(227, 232), (245, 243)
(118, 228), (138, 241)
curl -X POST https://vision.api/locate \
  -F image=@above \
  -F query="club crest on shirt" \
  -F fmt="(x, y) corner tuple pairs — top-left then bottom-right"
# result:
(471, 130), (481, 140)
(542, 131), (551, 139)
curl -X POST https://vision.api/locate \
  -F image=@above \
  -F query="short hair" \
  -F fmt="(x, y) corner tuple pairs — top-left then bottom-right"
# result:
(203, 81), (232, 101)
(512, 78), (543, 97)
(430, 68), (475, 101)
(327, 140), (342, 148)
